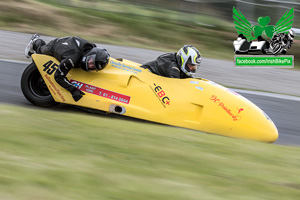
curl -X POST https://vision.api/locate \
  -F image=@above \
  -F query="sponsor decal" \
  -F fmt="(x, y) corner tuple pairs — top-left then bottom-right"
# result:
(44, 74), (65, 102)
(190, 81), (199, 84)
(41, 60), (64, 102)
(110, 60), (142, 74)
(195, 86), (203, 91)
(190, 80), (203, 91)
(70, 80), (131, 104)
(210, 95), (243, 121)
(151, 83), (170, 108)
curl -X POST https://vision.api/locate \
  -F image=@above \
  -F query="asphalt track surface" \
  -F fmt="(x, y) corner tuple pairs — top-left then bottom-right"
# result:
(1, 60), (300, 146)
(1, 30), (300, 96)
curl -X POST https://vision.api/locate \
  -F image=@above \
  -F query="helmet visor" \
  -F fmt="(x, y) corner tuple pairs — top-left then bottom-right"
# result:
(186, 57), (200, 73)
(95, 58), (109, 71)
(86, 54), (109, 71)
(185, 63), (198, 73)
(86, 54), (97, 71)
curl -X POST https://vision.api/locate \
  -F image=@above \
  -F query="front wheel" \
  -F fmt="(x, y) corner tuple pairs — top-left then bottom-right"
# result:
(21, 62), (56, 107)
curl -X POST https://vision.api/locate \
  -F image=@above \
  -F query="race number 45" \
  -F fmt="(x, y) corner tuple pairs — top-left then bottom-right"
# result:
(43, 61), (58, 75)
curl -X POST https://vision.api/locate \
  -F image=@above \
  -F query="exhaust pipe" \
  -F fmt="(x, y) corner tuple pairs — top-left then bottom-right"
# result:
(109, 104), (126, 115)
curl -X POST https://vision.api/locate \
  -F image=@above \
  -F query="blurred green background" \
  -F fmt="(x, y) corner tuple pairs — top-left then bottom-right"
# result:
(0, 0), (299, 67)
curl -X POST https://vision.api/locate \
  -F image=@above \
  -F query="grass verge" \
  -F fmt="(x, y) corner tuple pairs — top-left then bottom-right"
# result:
(1, 104), (300, 200)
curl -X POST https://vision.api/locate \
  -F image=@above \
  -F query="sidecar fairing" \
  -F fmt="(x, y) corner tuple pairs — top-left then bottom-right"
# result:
(31, 54), (278, 142)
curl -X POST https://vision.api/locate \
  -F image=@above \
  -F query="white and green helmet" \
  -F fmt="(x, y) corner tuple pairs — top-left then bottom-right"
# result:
(176, 45), (201, 76)
(176, 45), (201, 77)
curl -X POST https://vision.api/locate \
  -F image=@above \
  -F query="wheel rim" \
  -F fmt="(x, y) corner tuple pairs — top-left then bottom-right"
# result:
(28, 69), (51, 97)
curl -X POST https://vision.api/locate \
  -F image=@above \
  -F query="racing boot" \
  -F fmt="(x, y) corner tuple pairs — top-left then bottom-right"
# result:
(24, 34), (40, 58)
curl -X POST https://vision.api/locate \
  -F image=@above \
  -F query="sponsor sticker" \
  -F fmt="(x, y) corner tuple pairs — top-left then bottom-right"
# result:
(44, 74), (65, 102)
(151, 83), (171, 108)
(210, 95), (243, 121)
(70, 80), (131, 104)
(110, 60), (142, 74)
(195, 86), (203, 91)
(190, 81), (199, 84)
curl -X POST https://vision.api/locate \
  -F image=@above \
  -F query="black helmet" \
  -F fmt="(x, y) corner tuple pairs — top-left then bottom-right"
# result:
(176, 45), (201, 77)
(81, 47), (110, 71)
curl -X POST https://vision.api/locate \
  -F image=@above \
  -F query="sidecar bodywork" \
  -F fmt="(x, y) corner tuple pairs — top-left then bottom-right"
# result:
(30, 54), (278, 142)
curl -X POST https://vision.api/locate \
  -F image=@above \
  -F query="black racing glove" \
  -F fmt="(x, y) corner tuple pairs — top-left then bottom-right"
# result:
(71, 88), (85, 102)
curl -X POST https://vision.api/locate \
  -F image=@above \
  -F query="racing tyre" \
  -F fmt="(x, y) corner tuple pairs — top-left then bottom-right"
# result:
(21, 62), (56, 107)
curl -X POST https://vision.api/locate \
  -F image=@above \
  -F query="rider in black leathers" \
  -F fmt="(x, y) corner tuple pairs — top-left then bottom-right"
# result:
(25, 34), (110, 101)
(140, 45), (202, 78)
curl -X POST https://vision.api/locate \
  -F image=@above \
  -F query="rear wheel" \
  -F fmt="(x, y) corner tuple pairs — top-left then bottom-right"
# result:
(21, 62), (56, 107)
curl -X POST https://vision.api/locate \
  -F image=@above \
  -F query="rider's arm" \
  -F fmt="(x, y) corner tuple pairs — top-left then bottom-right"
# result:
(167, 63), (181, 78)
(140, 61), (156, 73)
(54, 57), (77, 92)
